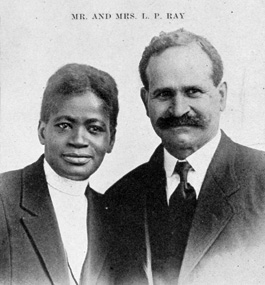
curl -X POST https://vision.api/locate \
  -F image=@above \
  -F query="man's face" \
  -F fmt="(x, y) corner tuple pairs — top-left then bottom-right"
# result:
(38, 91), (114, 181)
(141, 44), (227, 159)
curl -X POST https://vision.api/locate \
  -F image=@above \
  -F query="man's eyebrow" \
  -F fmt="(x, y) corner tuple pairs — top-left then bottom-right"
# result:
(182, 84), (204, 90)
(152, 87), (174, 95)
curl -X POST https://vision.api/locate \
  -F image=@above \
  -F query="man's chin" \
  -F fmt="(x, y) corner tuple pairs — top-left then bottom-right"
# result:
(161, 130), (197, 148)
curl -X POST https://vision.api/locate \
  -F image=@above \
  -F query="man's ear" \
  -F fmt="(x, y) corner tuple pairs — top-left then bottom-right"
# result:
(38, 120), (47, 145)
(107, 129), (116, 154)
(140, 87), (150, 117)
(218, 81), (227, 112)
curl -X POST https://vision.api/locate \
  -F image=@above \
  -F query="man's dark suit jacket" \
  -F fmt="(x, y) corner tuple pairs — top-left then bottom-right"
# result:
(0, 155), (109, 285)
(104, 132), (265, 285)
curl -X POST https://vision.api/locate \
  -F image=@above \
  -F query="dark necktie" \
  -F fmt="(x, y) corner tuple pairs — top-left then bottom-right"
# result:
(168, 161), (197, 265)
(149, 162), (197, 283)
(170, 161), (196, 204)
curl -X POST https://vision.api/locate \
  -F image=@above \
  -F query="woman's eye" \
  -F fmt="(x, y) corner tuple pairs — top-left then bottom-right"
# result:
(88, 126), (104, 134)
(57, 123), (71, 130)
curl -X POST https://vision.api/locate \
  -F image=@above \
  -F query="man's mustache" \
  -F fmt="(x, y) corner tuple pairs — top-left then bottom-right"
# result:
(156, 113), (206, 130)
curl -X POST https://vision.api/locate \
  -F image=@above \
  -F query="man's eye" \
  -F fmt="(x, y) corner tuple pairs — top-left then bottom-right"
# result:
(57, 123), (71, 130)
(156, 91), (173, 99)
(186, 89), (202, 97)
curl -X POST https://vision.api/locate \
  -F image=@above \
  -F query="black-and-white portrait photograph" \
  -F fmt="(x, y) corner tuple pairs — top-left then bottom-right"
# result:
(1, 0), (265, 284)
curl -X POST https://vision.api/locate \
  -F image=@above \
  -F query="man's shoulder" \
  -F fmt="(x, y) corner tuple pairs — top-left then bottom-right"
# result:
(104, 161), (153, 233)
(217, 132), (265, 170)
(106, 145), (164, 197)
(106, 161), (150, 198)
(220, 136), (265, 194)
(233, 141), (265, 169)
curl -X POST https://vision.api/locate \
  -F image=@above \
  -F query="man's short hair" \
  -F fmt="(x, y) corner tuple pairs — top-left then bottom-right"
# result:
(40, 63), (119, 132)
(139, 28), (224, 90)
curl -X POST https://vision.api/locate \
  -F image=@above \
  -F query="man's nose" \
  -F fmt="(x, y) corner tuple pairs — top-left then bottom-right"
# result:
(69, 127), (89, 148)
(169, 94), (190, 117)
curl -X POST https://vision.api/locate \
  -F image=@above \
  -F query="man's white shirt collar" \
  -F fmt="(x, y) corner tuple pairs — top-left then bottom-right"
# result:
(164, 129), (222, 202)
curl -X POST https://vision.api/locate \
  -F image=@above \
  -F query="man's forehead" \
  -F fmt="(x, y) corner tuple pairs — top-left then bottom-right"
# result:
(146, 44), (214, 89)
(147, 43), (212, 71)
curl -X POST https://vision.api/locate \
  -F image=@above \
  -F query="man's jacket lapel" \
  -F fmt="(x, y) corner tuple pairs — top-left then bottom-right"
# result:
(179, 132), (240, 283)
(20, 156), (70, 285)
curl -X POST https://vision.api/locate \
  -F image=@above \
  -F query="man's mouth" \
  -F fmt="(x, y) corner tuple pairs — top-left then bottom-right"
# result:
(62, 153), (92, 165)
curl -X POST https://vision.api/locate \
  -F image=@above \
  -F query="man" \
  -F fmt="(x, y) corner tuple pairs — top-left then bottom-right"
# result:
(0, 63), (119, 285)
(105, 29), (265, 284)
